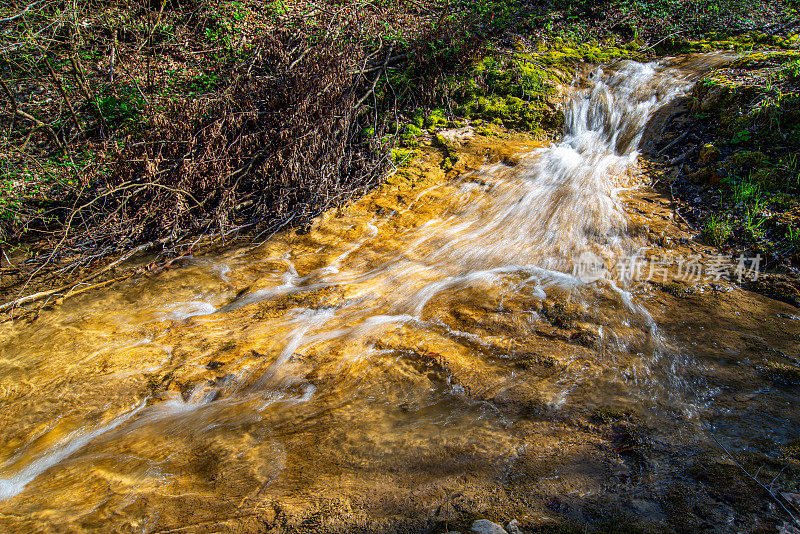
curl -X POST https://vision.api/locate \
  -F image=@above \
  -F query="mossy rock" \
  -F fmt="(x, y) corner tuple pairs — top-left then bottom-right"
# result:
(391, 148), (415, 166)
(747, 274), (800, 307)
(541, 298), (581, 328)
(728, 150), (768, 168)
(440, 155), (459, 172)
(689, 458), (764, 515)
(691, 78), (737, 113)
(698, 143), (720, 164)
(433, 133), (458, 154)
(784, 439), (800, 460)
(686, 166), (723, 186)
(729, 50), (800, 70)
(404, 123), (423, 137)
(425, 108), (447, 129)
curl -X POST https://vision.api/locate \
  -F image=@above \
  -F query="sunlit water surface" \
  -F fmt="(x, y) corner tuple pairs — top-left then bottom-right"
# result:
(1, 54), (799, 532)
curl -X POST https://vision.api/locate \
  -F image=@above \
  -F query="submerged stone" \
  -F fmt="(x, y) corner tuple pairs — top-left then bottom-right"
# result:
(470, 519), (508, 534)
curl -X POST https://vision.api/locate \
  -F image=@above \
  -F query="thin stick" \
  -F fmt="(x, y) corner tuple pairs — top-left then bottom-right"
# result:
(44, 57), (82, 132)
(69, 56), (90, 97)
(711, 434), (799, 526)
(110, 27), (117, 83)
(354, 43), (393, 110)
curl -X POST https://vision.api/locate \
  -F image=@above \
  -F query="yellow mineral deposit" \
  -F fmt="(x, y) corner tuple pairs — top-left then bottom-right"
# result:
(1, 54), (798, 532)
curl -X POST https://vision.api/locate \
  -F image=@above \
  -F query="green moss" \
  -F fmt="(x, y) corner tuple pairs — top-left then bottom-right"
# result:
(391, 148), (414, 166)
(425, 108), (447, 129)
(661, 33), (800, 55)
(441, 156), (458, 172)
(729, 50), (800, 70)
(404, 123), (423, 137)
(784, 439), (800, 459)
(451, 44), (628, 134)
(698, 143), (720, 164)
(728, 150), (768, 168)
(399, 123), (424, 145)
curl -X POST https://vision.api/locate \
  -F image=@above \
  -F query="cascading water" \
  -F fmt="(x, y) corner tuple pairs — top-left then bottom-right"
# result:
(1, 55), (798, 532)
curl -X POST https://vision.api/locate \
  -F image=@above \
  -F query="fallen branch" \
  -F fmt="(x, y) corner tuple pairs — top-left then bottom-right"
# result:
(354, 43), (394, 110)
(0, 241), (155, 314)
(0, 77), (67, 152)
(658, 129), (690, 156)
(668, 145), (698, 165)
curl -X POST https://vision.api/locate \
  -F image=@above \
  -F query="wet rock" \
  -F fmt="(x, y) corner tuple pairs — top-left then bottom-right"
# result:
(541, 298), (581, 329)
(686, 166), (723, 186)
(627, 499), (665, 520)
(690, 80), (734, 113)
(569, 323), (600, 348)
(470, 519), (507, 534)
(436, 126), (474, 148)
(510, 350), (557, 371)
(590, 407), (627, 425)
(766, 361), (800, 386)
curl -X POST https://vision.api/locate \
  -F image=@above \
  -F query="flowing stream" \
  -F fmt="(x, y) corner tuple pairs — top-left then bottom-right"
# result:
(1, 54), (799, 532)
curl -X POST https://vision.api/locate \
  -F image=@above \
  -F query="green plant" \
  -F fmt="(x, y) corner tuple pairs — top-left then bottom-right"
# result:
(786, 225), (800, 244)
(0, 179), (23, 223)
(391, 148), (414, 166)
(731, 128), (752, 144)
(187, 73), (221, 95)
(266, 0), (287, 15)
(777, 59), (800, 81)
(92, 87), (144, 127)
(703, 214), (733, 246)
(728, 174), (764, 207)
(744, 207), (768, 233)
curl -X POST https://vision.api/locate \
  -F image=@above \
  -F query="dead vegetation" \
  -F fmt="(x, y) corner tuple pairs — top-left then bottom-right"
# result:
(0, 0), (796, 305)
(0, 0), (490, 286)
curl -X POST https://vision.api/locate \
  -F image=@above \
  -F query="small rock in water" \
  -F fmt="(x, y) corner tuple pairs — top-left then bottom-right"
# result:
(471, 519), (508, 534)
(693, 196), (702, 204)
(506, 519), (522, 534)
